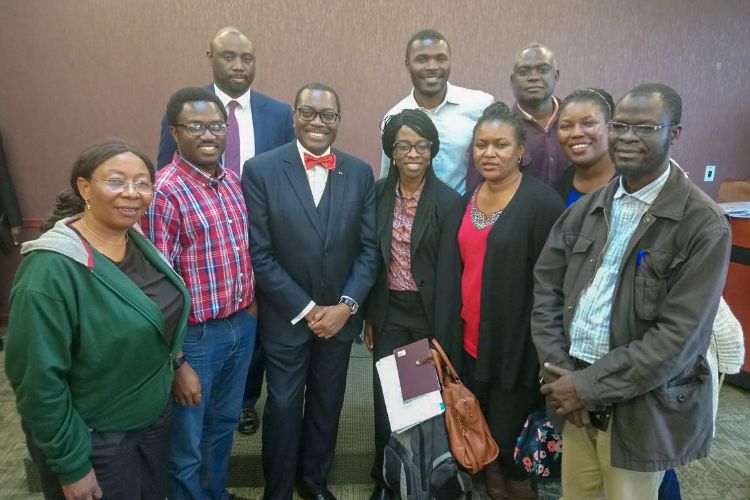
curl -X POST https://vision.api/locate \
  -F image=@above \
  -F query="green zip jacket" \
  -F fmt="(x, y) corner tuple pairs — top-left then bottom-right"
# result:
(5, 215), (190, 484)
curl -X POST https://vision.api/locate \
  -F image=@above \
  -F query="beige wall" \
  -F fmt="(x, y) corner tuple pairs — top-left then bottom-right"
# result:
(1, 0), (749, 317)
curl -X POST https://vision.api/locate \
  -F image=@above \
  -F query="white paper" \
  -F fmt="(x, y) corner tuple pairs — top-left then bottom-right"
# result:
(719, 201), (750, 218)
(376, 354), (444, 433)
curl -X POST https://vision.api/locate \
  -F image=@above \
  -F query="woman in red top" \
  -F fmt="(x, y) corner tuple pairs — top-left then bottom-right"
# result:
(365, 109), (463, 500)
(455, 103), (564, 499)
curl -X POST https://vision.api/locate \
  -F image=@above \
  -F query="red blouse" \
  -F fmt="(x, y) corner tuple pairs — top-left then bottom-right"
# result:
(458, 197), (493, 358)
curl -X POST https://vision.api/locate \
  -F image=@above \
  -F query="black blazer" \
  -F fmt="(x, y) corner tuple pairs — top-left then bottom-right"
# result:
(451, 175), (565, 388)
(242, 142), (379, 344)
(0, 132), (22, 254)
(366, 174), (463, 345)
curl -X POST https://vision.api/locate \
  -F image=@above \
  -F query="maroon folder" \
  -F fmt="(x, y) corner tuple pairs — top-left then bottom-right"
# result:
(393, 338), (441, 402)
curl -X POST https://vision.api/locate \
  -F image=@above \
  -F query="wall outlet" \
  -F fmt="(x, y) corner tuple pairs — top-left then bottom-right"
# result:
(704, 165), (716, 182)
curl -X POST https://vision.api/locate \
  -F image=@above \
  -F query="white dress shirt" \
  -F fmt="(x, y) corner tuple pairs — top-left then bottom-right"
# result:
(380, 82), (494, 194)
(214, 85), (255, 174)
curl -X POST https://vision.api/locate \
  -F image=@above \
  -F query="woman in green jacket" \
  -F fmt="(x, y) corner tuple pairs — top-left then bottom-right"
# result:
(5, 139), (190, 500)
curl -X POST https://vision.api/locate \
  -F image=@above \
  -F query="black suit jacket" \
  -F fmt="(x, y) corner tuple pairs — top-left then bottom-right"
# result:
(0, 132), (22, 254)
(157, 85), (295, 169)
(366, 174), (463, 347)
(242, 142), (378, 345)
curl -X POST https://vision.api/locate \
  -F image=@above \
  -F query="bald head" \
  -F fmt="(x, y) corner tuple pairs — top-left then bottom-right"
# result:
(207, 27), (255, 98)
(512, 43), (557, 72)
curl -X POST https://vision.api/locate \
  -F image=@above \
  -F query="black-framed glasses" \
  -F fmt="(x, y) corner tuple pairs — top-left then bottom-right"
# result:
(607, 121), (674, 137)
(393, 141), (432, 156)
(90, 178), (154, 194)
(295, 107), (340, 124)
(175, 122), (228, 137)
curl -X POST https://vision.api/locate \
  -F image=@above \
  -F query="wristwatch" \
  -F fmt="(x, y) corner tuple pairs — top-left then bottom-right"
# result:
(172, 355), (187, 370)
(338, 296), (359, 315)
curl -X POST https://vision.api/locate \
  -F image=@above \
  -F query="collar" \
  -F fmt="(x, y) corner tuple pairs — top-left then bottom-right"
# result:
(408, 82), (460, 112)
(614, 162), (672, 205)
(213, 84), (251, 110)
(173, 153), (226, 184)
(590, 160), (691, 220)
(296, 140), (332, 165)
(395, 178), (426, 201)
(514, 96), (560, 131)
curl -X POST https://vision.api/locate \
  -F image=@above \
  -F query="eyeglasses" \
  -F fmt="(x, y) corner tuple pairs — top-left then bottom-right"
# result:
(295, 107), (340, 124)
(175, 122), (228, 137)
(90, 178), (154, 194)
(393, 141), (432, 156)
(607, 121), (674, 137)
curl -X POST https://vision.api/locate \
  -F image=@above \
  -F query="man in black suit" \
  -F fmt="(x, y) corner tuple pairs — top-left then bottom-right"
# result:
(158, 26), (295, 436)
(0, 131), (22, 253)
(242, 83), (378, 500)
(0, 130), (22, 351)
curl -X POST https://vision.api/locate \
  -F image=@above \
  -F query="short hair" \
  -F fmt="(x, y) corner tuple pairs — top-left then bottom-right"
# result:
(166, 87), (227, 126)
(44, 139), (155, 232)
(473, 102), (527, 145)
(294, 82), (341, 113)
(561, 88), (615, 121)
(620, 83), (682, 124)
(513, 43), (557, 71)
(405, 29), (449, 58)
(381, 109), (440, 160)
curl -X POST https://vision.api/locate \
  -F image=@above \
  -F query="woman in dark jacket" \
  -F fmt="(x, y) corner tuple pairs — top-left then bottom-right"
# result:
(454, 103), (564, 499)
(365, 109), (463, 500)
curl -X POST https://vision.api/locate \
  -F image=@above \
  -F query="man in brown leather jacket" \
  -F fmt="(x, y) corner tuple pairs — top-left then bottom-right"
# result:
(531, 83), (730, 500)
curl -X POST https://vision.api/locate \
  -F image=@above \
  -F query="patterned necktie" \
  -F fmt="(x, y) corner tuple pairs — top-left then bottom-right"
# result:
(225, 100), (241, 175)
(303, 152), (337, 171)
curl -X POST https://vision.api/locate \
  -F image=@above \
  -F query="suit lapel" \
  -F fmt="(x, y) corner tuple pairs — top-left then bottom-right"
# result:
(282, 146), (325, 241)
(410, 195), (428, 260)
(250, 90), (268, 153)
(325, 151), (346, 245)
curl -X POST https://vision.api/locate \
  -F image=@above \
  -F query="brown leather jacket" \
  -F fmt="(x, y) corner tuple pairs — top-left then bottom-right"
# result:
(532, 162), (731, 472)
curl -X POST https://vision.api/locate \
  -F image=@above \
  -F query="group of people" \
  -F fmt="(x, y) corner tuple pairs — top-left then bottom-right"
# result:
(3, 25), (737, 500)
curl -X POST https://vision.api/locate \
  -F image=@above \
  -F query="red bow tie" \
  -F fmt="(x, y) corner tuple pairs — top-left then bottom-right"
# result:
(304, 152), (336, 171)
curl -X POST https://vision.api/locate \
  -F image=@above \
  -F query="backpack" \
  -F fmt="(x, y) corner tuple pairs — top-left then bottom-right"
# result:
(383, 414), (470, 499)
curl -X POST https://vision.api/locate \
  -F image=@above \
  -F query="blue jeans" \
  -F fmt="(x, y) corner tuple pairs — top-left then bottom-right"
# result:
(168, 310), (256, 500)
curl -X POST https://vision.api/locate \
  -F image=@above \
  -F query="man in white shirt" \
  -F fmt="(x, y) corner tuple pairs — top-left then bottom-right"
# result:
(380, 29), (494, 194)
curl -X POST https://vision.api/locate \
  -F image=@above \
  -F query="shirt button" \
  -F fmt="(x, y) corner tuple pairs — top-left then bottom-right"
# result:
(677, 394), (686, 402)
(227, 220), (232, 224)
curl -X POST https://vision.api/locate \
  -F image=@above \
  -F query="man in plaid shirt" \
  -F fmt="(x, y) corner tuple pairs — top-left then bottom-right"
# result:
(142, 86), (257, 500)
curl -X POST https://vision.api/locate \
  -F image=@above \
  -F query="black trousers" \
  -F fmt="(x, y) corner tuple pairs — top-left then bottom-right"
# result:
(462, 352), (543, 480)
(262, 332), (353, 499)
(242, 332), (265, 410)
(371, 290), (431, 486)
(25, 403), (173, 500)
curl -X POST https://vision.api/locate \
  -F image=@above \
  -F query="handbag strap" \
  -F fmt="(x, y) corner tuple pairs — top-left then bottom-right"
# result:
(430, 339), (460, 383)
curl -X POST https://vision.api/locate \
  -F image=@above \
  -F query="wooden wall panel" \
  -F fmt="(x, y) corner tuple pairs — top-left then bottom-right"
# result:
(1, 0), (749, 313)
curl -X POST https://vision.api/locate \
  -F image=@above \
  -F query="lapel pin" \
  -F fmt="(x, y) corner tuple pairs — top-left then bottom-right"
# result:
(337, 171), (344, 175)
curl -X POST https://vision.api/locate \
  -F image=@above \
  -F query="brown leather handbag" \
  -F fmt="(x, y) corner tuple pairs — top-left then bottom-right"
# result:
(430, 339), (499, 474)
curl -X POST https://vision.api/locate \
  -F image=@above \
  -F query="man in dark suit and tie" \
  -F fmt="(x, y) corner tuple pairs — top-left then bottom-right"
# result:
(158, 26), (295, 435)
(242, 83), (378, 500)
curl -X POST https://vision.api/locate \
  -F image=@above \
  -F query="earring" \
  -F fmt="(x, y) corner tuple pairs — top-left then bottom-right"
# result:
(84, 198), (91, 211)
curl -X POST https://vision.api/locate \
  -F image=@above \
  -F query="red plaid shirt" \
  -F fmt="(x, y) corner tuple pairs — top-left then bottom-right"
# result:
(141, 154), (254, 325)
